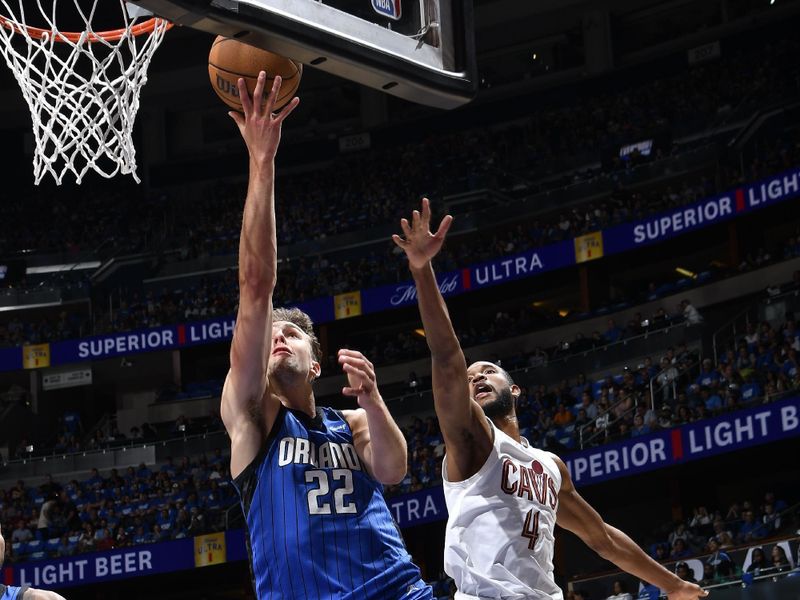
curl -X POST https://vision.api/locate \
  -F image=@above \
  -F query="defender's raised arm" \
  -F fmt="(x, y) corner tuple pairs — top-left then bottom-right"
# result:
(393, 198), (493, 481)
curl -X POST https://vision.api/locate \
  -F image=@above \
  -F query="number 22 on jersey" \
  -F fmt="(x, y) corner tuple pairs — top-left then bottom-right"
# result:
(305, 469), (357, 515)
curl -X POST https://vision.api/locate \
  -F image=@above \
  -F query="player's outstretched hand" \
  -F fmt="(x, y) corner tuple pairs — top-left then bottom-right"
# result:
(391, 197), (453, 270)
(338, 349), (383, 410)
(229, 72), (300, 167)
(666, 581), (709, 600)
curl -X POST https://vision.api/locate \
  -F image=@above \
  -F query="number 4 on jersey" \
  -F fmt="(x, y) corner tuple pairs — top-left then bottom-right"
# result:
(522, 509), (540, 549)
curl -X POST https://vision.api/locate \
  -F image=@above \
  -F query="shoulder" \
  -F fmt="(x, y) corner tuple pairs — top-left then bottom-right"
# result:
(546, 453), (572, 487)
(340, 408), (367, 432)
(23, 588), (67, 600)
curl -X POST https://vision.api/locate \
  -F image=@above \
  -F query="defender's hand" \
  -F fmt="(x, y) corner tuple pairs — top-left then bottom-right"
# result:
(229, 73), (300, 167)
(392, 197), (453, 270)
(338, 349), (383, 410)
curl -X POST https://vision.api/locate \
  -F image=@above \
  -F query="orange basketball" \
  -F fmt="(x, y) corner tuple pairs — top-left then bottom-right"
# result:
(208, 36), (302, 112)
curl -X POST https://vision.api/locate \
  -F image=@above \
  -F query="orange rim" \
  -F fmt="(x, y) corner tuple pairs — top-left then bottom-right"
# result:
(0, 15), (172, 43)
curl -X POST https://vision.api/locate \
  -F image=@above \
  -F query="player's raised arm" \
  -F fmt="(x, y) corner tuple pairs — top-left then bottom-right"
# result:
(392, 198), (493, 481)
(221, 74), (299, 479)
(552, 457), (709, 600)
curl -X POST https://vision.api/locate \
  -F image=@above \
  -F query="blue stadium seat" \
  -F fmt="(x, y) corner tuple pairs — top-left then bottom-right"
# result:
(656, 283), (675, 296)
(11, 542), (26, 557)
(45, 537), (60, 555)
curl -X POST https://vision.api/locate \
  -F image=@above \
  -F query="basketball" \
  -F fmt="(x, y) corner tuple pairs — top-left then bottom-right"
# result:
(208, 36), (302, 112)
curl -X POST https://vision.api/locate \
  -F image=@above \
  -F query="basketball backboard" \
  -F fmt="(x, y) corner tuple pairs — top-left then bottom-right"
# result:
(128, 0), (477, 109)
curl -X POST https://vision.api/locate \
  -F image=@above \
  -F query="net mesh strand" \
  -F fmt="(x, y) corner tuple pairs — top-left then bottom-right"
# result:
(0, 0), (169, 184)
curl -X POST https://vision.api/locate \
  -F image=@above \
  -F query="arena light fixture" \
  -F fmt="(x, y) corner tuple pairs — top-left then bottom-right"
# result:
(26, 262), (102, 275)
(675, 267), (697, 279)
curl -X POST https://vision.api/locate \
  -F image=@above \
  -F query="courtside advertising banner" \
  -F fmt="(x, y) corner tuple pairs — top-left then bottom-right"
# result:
(4, 399), (798, 587)
(565, 395), (800, 487)
(2, 531), (247, 590)
(386, 486), (447, 528)
(602, 166), (800, 255)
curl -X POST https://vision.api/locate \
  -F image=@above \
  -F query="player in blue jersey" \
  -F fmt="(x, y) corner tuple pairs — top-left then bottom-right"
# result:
(0, 524), (66, 599)
(222, 74), (432, 599)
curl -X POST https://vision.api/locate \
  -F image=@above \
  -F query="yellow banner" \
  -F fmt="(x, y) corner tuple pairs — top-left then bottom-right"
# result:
(334, 291), (362, 320)
(194, 532), (227, 568)
(22, 344), (50, 369)
(574, 231), (604, 264)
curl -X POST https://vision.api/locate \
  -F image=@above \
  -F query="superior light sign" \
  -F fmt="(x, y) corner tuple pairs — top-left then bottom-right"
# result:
(603, 166), (800, 254)
(566, 395), (800, 486)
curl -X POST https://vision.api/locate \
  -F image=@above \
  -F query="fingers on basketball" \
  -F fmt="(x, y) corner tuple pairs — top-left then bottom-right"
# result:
(208, 36), (302, 113)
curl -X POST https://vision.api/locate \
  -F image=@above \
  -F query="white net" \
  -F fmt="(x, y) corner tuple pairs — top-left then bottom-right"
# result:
(0, 1), (170, 185)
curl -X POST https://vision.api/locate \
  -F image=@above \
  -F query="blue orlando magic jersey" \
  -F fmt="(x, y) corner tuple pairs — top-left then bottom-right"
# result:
(233, 405), (429, 599)
(0, 585), (27, 600)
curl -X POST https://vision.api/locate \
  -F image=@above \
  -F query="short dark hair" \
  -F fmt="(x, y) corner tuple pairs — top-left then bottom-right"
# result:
(489, 364), (514, 386)
(273, 307), (321, 361)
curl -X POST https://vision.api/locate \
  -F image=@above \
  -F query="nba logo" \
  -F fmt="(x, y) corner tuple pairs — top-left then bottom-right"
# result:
(371, 0), (402, 20)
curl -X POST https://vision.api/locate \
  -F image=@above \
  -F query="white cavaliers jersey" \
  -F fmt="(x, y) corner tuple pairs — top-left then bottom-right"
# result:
(443, 422), (563, 600)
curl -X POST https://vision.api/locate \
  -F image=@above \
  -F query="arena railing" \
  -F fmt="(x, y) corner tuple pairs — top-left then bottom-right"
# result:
(567, 532), (800, 599)
(712, 284), (800, 363)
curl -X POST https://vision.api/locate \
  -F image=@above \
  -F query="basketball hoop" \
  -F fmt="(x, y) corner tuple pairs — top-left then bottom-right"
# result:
(0, 1), (172, 184)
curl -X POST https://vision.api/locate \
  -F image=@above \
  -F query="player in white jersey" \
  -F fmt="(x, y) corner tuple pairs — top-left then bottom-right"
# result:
(392, 199), (708, 600)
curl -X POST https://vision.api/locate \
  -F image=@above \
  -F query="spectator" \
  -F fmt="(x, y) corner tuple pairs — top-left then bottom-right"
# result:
(37, 495), (58, 536)
(56, 534), (75, 557)
(738, 510), (767, 543)
(604, 319), (624, 344)
(630, 414), (650, 437)
(77, 524), (96, 553)
(656, 406), (674, 429)
(761, 502), (781, 533)
(716, 531), (735, 550)
(636, 580), (660, 599)
(689, 507), (711, 530)
(11, 521), (33, 544)
(770, 545), (791, 572)
(697, 359), (721, 388)
(698, 564), (716, 587)
(675, 562), (697, 584)
(705, 538), (732, 570)
(681, 300), (703, 325)
(700, 386), (723, 412)
(655, 358), (679, 397)
(746, 547), (767, 574)
(763, 491), (787, 513)
(553, 402), (574, 427)
(606, 580), (633, 600)
(668, 523), (691, 548)
(670, 539), (691, 560)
